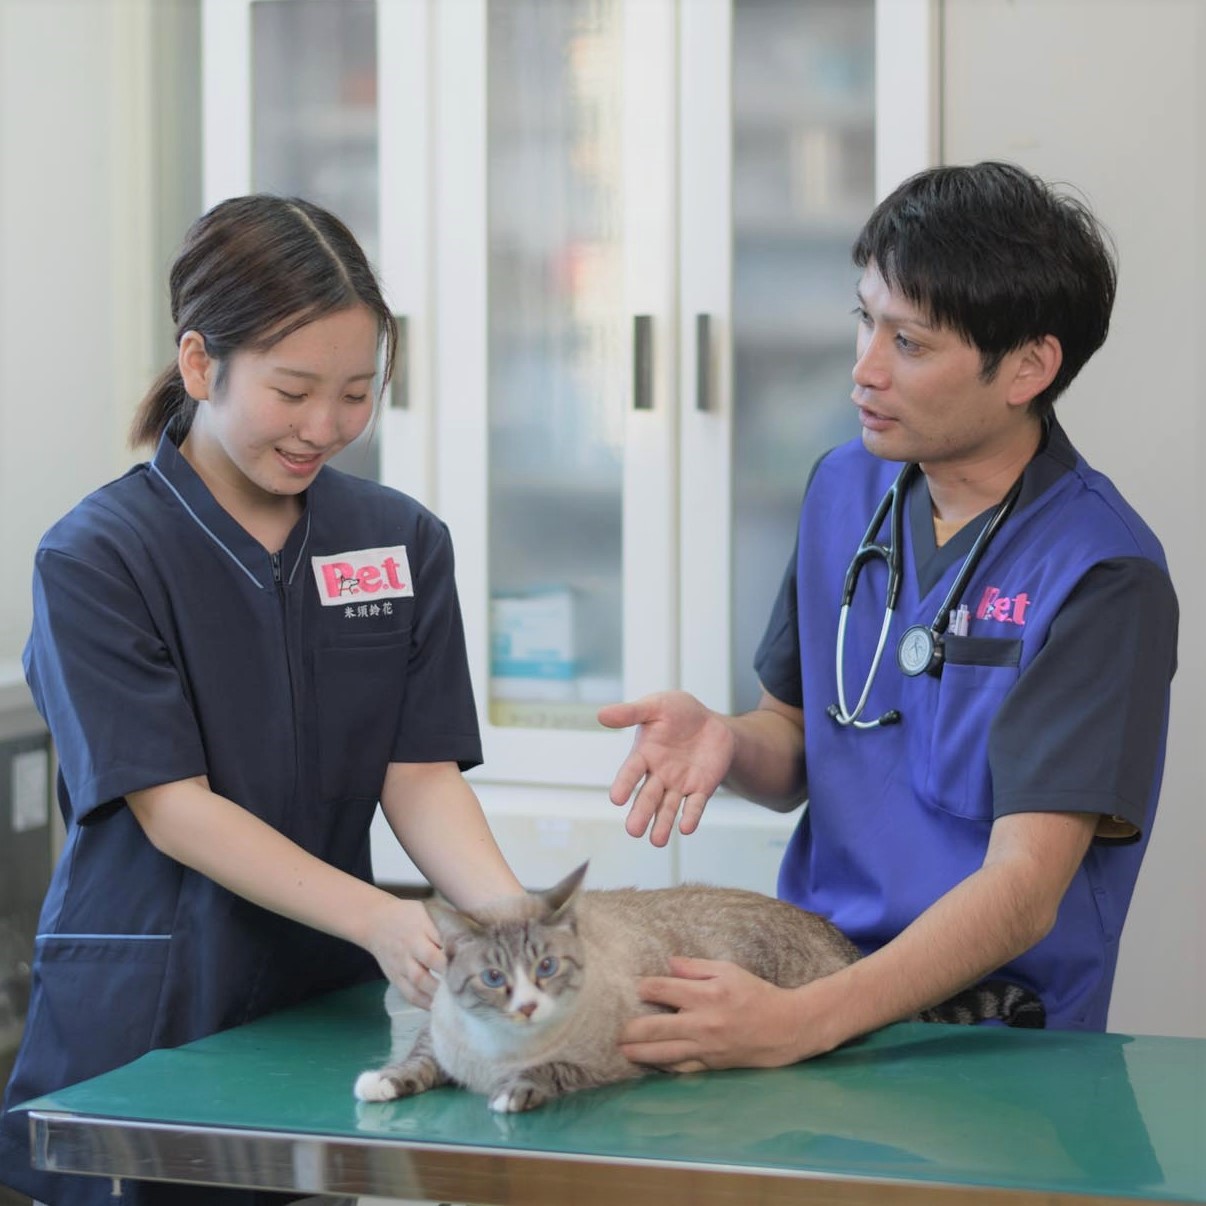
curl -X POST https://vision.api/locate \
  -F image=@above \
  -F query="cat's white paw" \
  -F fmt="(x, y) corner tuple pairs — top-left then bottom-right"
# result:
(354, 1069), (401, 1102)
(488, 1088), (522, 1113)
(488, 1083), (547, 1113)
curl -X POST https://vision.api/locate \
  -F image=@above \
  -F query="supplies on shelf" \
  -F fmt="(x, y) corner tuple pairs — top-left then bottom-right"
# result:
(489, 588), (621, 728)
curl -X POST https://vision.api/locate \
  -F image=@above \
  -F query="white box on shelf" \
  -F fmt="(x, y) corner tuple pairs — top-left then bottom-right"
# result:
(490, 588), (578, 686)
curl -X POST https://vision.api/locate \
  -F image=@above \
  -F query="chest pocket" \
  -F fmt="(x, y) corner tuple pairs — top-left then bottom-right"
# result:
(923, 635), (1023, 820)
(315, 627), (412, 802)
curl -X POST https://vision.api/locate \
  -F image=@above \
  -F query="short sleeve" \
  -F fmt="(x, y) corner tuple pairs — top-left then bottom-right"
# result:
(753, 545), (804, 708)
(25, 547), (208, 821)
(989, 558), (1178, 839)
(388, 520), (483, 770)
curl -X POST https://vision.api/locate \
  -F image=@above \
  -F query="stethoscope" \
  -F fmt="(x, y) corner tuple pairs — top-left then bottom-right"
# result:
(827, 463), (1024, 729)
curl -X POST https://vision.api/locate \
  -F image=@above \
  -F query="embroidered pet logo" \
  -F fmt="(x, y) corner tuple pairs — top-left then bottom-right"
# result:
(974, 585), (1030, 626)
(311, 546), (414, 607)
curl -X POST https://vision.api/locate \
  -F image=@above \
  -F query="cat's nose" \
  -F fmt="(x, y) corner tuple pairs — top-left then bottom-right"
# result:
(517, 1001), (537, 1018)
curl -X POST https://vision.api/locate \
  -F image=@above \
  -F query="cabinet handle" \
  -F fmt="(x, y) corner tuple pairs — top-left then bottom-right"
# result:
(389, 314), (409, 410)
(633, 314), (653, 411)
(696, 313), (712, 412)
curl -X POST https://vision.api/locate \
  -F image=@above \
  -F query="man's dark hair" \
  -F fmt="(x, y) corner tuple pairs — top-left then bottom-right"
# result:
(852, 161), (1117, 418)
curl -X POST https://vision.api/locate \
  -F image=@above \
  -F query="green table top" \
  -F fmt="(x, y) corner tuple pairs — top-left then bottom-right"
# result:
(21, 981), (1206, 1203)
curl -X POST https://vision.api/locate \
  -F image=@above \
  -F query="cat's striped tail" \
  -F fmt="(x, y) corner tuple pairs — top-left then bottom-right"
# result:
(919, 979), (1046, 1028)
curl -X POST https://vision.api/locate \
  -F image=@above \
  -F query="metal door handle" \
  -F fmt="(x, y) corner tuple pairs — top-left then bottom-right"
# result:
(696, 313), (712, 412)
(633, 314), (653, 410)
(389, 314), (409, 410)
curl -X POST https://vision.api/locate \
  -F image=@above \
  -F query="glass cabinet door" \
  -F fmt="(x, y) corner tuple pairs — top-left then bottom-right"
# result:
(484, 1), (627, 732)
(249, 0), (379, 261)
(204, 0), (436, 498)
(729, 0), (873, 714)
(250, 0), (382, 480)
(680, 0), (934, 718)
(204, 0), (423, 487)
(434, 0), (677, 785)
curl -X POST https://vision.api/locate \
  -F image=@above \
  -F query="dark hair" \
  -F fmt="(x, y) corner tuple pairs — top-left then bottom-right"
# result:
(131, 195), (397, 447)
(851, 161), (1117, 418)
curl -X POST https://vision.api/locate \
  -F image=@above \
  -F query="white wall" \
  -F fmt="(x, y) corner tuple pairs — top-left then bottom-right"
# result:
(944, 0), (1205, 1039)
(0, 0), (196, 674)
(1, 2), (118, 666)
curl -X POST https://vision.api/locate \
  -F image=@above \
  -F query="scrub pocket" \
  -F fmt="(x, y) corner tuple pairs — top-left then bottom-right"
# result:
(315, 628), (412, 801)
(924, 636), (1023, 820)
(18, 934), (171, 1097)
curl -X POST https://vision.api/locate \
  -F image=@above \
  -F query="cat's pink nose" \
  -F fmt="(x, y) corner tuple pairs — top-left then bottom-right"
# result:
(517, 1001), (537, 1018)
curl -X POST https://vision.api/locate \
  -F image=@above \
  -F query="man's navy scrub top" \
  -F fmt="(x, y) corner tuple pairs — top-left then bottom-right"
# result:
(1, 433), (482, 1206)
(756, 422), (1178, 1032)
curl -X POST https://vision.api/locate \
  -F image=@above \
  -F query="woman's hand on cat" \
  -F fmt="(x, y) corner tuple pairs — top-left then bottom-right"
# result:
(597, 692), (736, 847)
(618, 957), (840, 1071)
(365, 897), (447, 1010)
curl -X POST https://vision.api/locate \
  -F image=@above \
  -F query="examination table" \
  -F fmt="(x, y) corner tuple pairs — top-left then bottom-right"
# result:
(17, 981), (1206, 1204)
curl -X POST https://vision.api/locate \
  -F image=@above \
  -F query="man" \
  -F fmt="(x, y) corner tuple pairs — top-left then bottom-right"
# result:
(599, 162), (1177, 1072)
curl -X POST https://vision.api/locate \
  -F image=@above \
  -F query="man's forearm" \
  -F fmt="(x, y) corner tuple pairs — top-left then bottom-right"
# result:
(722, 698), (807, 811)
(803, 864), (1053, 1051)
(786, 811), (1097, 1058)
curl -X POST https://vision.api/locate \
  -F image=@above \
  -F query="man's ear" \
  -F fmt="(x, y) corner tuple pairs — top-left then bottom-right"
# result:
(1006, 334), (1062, 409)
(178, 330), (216, 401)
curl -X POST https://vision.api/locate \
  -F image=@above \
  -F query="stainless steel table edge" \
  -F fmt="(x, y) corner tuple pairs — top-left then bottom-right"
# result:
(28, 1109), (1169, 1206)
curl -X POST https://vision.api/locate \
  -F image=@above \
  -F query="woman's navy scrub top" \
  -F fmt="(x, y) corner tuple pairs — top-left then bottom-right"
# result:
(758, 423), (1177, 1032)
(1, 433), (482, 1206)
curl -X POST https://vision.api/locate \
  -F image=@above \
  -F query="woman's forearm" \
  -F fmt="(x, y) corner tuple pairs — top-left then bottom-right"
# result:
(378, 760), (524, 908)
(127, 776), (398, 950)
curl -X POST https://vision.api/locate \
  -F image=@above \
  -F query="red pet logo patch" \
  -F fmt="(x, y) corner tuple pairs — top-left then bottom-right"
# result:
(311, 546), (414, 607)
(974, 585), (1031, 626)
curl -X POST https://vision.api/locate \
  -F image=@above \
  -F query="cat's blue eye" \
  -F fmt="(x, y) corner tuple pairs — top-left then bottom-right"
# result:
(536, 956), (559, 979)
(480, 968), (507, 989)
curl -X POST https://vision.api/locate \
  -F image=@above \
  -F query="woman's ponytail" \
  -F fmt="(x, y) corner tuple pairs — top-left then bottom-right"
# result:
(129, 361), (197, 449)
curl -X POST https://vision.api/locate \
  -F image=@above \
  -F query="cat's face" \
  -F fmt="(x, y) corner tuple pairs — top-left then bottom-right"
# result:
(445, 920), (583, 1030)
(430, 864), (589, 1035)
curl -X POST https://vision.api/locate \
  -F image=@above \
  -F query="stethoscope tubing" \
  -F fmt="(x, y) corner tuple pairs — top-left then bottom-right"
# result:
(830, 463), (915, 727)
(829, 463), (1023, 729)
(833, 599), (896, 728)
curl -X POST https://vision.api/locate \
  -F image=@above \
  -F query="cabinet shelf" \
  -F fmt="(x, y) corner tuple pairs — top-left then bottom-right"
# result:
(487, 698), (612, 732)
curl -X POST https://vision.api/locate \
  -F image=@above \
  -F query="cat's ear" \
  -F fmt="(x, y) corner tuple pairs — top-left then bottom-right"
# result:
(426, 898), (484, 950)
(540, 861), (589, 922)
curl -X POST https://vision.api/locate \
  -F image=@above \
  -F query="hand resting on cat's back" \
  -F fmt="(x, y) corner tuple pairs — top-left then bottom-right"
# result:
(353, 863), (1044, 1113)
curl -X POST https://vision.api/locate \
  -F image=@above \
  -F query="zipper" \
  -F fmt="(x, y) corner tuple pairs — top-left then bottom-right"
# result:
(270, 550), (302, 810)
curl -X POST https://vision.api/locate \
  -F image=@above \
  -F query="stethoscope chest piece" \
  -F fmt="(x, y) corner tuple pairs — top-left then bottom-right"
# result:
(897, 624), (941, 677)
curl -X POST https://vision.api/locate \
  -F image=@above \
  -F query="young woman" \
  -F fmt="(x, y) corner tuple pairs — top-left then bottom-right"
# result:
(0, 195), (524, 1206)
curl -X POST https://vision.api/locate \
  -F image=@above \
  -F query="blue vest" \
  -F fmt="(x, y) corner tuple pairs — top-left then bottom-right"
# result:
(778, 438), (1169, 1030)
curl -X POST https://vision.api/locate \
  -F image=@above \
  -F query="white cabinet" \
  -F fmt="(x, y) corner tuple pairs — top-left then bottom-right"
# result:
(202, 0), (937, 889)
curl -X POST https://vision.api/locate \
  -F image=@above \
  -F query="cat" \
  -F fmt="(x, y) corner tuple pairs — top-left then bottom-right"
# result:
(354, 862), (1044, 1113)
